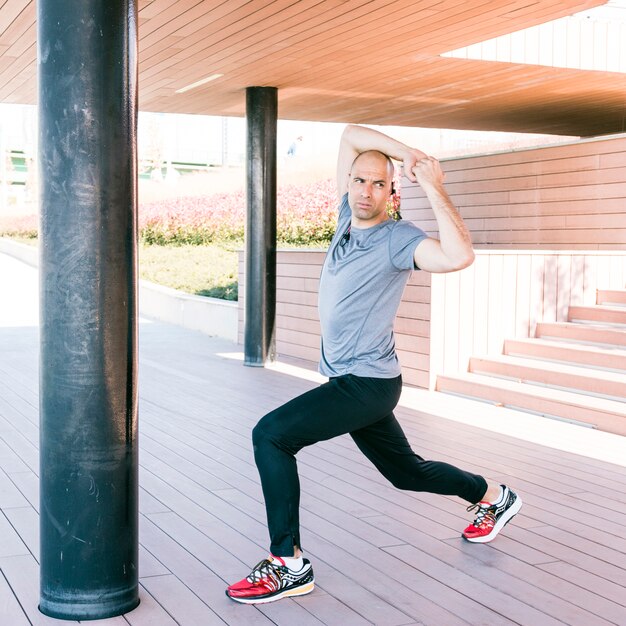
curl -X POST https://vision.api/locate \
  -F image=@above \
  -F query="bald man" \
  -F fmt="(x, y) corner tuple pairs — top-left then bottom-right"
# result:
(226, 125), (521, 605)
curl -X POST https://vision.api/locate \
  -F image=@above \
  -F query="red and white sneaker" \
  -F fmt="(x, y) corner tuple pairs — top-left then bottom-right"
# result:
(226, 555), (315, 604)
(462, 485), (522, 543)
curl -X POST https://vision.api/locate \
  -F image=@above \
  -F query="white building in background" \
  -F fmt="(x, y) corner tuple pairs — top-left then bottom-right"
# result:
(138, 113), (246, 173)
(0, 105), (37, 210)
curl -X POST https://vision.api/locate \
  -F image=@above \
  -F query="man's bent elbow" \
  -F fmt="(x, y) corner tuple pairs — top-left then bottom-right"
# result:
(341, 124), (360, 142)
(460, 249), (475, 269)
(449, 249), (475, 272)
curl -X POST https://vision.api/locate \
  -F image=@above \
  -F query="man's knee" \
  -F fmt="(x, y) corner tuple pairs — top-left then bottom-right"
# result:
(252, 411), (298, 456)
(252, 417), (271, 450)
(253, 412), (284, 448)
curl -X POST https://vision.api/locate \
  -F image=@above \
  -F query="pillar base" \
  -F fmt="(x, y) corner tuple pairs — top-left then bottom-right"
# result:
(39, 590), (139, 621)
(244, 358), (265, 367)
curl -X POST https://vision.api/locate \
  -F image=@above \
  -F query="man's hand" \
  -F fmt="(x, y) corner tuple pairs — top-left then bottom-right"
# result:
(401, 149), (429, 183)
(411, 156), (445, 188)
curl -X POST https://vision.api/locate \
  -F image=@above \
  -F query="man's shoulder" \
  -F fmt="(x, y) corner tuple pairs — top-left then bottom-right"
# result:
(338, 193), (350, 217)
(390, 218), (426, 235)
(388, 218), (429, 253)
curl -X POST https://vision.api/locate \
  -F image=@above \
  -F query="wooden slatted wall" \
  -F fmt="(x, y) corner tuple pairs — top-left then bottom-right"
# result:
(238, 250), (326, 365)
(402, 133), (626, 248)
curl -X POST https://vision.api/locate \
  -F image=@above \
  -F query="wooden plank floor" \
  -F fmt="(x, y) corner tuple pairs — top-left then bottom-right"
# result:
(2, 251), (626, 625)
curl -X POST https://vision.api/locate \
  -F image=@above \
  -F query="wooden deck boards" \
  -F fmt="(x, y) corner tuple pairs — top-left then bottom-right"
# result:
(2, 254), (626, 624)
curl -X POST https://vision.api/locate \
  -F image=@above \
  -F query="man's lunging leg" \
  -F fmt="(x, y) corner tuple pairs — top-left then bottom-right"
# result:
(225, 375), (403, 604)
(252, 413), (303, 558)
(350, 411), (522, 543)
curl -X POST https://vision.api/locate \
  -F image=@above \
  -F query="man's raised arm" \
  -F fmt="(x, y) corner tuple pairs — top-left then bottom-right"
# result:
(412, 157), (475, 273)
(336, 124), (426, 197)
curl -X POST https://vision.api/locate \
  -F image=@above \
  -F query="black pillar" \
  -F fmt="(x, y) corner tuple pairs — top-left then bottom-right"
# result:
(38, 0), (139, 620)
(244, 87), (277, 366)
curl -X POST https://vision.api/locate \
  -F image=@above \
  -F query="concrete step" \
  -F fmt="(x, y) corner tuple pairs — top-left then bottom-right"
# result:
(568, 304), (626, 325)
(597, 289), (626, 306)
(535, 321), (626, 348)
(504, 337), (626, 372)
(436, 372), (626, 435)
(468, 354), (626, 400)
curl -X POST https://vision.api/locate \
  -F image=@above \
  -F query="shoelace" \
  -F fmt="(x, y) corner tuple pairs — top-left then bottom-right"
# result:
(247, 558), (285, 586)
(466, 502), (496, 529)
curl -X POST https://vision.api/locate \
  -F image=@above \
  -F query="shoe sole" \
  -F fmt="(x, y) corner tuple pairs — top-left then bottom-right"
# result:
(226, 581), (315, 605)
(463, 495), (523, 544)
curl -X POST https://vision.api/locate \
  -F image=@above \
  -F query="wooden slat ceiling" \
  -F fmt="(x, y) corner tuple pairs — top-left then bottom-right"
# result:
(1, 0), (624, 136)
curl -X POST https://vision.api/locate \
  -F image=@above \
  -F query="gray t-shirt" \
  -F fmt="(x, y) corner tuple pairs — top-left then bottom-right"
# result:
(318, 193), (428, 378)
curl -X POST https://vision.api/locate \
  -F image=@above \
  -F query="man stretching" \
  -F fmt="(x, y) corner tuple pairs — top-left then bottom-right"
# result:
(226, 124), (522, 604)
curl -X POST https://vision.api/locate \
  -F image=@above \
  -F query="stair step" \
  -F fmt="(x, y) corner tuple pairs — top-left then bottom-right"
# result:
(504, 337), (626, 372)
(536, 321), (626, 348)
(569, 305), (626, 325)
(469, 354), (626, 400)
(597, 289), (626, 306)
(436, 373), (626, 435)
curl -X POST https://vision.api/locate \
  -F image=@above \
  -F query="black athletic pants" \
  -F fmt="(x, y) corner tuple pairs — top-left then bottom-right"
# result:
(252, 373), (488, 556)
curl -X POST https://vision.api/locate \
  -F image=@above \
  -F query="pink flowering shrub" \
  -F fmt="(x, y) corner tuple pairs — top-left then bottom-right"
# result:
(140, 189), (247, 245)
(387, 168), (402, 220)
(276, 179), (338, 245)
(139, 178), (339, 246)
(1, 175), (403, 246)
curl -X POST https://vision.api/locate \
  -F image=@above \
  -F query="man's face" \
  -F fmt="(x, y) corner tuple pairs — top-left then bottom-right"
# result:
(347, 152), (393, 227)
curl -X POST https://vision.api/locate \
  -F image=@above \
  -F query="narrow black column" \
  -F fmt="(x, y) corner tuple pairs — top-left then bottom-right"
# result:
(244, 87), (277, 366)
(38, 0), (139, 619)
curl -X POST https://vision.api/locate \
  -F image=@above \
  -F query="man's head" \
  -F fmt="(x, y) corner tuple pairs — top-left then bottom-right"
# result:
(348, 150), (395, 227)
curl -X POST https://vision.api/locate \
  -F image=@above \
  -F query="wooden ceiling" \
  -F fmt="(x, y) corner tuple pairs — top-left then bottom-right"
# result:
(1, 0), (624, 136)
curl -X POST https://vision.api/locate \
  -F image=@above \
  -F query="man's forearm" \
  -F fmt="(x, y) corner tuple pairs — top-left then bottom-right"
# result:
(411, 156), (474, 272)
(340, 125), (426, 183)
(342, 124), (411, 162)
(424, 181), (474, 268)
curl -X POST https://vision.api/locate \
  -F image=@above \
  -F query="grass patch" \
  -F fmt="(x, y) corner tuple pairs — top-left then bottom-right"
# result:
(139, 243), (239, 300)
(5, 235), (37, 246)
(2, 235), (240, 300)
(3, 235), (327, 301)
